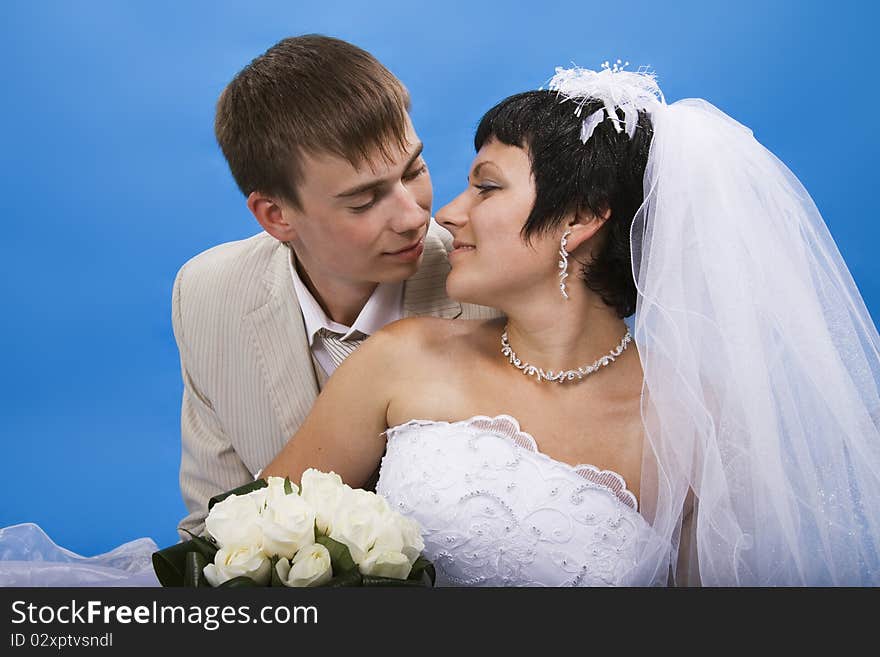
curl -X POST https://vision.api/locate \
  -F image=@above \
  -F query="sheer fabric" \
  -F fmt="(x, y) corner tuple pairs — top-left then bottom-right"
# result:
(631, 99), (880, 585)
(0, 523), (159, 586)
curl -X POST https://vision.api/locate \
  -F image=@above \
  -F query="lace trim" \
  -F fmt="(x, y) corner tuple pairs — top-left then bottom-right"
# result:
(386, 414), (638, 511)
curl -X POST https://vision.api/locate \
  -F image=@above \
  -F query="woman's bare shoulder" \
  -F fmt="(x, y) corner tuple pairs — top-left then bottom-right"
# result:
(376, 316), (503, 351)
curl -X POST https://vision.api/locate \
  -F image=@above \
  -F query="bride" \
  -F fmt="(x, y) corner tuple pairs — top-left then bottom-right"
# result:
(263, 64), (880, 586)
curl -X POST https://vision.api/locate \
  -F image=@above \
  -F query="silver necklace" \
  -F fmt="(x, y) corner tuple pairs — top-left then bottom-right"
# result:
(500, 325), (632, 383)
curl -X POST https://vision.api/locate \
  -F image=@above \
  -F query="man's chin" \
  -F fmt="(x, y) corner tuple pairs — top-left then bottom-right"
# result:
(373, 257), (422, 283)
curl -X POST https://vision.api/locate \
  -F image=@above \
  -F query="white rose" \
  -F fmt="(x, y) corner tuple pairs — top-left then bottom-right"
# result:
(370, 518), (403, 554)
(204, 493), (263, 549)
(274, 544), (333, 587)
(203, 545), (271, 586)
(373, 513), (425, 566)
(351, 491), (424, 566)
(394, 513), (425, 565)
(259, 489), (316, 559)
(245, 485), (270, 510)
(360, 548), (412, 580)
(264, 476), (299, 502)
(328, 488), (392, 564)
(345, 487), (391, 515)
(299, 469), (347, 535)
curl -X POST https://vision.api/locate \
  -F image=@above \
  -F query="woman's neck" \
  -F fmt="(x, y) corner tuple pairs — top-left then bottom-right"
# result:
(501, 287), (629, 375)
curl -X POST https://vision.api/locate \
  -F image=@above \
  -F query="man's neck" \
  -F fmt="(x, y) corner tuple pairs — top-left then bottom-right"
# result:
(294, 256), (377, 327)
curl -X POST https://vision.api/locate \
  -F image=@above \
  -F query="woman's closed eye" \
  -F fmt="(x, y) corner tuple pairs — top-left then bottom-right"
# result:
(474, 182), (500, 195)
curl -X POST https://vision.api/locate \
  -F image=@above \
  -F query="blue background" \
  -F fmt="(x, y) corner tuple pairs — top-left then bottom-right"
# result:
(2, 0), (877, 556)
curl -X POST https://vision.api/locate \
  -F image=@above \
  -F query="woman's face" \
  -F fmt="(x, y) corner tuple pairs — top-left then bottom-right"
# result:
(437, 137), (562, 308)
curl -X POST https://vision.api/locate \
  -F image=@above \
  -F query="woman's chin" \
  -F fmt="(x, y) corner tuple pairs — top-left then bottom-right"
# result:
(446, 279), (498, 309)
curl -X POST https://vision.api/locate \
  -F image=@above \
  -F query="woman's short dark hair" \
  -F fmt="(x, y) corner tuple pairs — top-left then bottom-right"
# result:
(475, 90), (653, 318)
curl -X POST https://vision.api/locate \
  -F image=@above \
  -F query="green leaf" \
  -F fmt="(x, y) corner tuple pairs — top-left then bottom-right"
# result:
(315, 535), (357, 574)
(270, 555), (285, 587)
(325, 569), (363, 587)
(416, 569), (434, 587)
(284, 477), (294, 495)
(152, 540), (200, 587)
(208, 479), (268, 510)
(218, 576), (259, 588)
(184, 551), (209, 587)
(179, 529), (219, 561)
(407, 556), (436, 586)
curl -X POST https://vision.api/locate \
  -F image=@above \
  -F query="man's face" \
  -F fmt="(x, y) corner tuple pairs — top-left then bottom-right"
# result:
(282, 117), (432, 289)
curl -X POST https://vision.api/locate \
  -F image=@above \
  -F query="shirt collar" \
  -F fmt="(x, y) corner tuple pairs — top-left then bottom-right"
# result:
(287, 249), (403, 346)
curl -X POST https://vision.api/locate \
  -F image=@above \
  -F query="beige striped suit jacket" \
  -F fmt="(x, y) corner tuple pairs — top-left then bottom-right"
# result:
(172, 222), (499, 537)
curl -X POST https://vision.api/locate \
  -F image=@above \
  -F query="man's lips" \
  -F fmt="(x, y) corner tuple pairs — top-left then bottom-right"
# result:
(384, 238), (424, 255)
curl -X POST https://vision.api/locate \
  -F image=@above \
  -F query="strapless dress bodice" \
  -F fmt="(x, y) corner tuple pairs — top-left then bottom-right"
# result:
(375, 415), (657, 586)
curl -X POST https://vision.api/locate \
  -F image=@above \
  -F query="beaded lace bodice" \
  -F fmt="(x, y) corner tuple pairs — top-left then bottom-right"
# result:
(375, 415), (653, 587)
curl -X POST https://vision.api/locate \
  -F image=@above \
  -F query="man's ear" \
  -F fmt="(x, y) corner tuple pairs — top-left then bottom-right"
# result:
(564, 206), (612, 254)
(247, 191), (297, 242)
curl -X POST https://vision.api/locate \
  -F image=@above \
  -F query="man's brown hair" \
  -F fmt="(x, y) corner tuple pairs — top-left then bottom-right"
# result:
(214, 35), (412, 207)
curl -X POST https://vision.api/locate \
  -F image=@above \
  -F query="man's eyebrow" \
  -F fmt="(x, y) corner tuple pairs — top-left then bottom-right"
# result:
(335, 143), (425, 199)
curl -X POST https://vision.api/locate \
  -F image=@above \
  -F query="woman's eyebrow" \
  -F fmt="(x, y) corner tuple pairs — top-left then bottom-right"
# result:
(470, 161), (497, 179)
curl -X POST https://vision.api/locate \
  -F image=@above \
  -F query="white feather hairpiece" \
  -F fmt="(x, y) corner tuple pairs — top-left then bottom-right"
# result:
(547, 61), (665, 143)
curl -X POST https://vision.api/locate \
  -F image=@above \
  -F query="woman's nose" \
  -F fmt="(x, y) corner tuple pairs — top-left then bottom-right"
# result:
(436, 190), (470, 235)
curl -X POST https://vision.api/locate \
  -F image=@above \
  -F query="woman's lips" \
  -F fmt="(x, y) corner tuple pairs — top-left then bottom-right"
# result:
(449, 244), (475, 258)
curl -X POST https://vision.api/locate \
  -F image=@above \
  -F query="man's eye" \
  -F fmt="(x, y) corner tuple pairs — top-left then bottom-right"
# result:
(474, 184), (499, 195)
(403, 165), (427, 181)
(349, 198), (377, 213)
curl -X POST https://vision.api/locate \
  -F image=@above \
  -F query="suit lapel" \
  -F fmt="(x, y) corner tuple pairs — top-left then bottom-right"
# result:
(242, 243), (319, 438)
(403, 231), (462, 319)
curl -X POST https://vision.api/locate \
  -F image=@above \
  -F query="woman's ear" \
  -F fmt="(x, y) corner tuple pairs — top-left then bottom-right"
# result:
(564, 206), (612, 254)
(247, 191), (298, 242)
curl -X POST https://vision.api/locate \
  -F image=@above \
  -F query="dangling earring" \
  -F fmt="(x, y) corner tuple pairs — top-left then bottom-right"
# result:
(558, 228), (572, 300)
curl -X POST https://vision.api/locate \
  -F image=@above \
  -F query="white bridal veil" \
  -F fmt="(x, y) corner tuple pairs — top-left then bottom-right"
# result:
(0, 523), (159, 586)
(551, 65), (880, 585)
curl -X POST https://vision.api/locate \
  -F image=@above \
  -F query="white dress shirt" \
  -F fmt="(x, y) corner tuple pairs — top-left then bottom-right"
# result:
(288, 250), (404, 377)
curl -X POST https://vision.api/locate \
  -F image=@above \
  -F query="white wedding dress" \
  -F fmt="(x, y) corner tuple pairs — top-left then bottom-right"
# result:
(0, 414), (652, 588)
(376, 415), (657, 586)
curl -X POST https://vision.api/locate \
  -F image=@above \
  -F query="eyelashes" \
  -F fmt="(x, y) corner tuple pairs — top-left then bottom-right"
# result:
(403, 165), (427, 181)
(474, 184), (500, 196)
(349, 199), (376, 213)
(348, 165), (429, 213)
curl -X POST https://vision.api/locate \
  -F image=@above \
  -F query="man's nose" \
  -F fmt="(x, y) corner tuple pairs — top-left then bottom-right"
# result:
(436, 190), (470, 235)
(389, 183), (429, 233)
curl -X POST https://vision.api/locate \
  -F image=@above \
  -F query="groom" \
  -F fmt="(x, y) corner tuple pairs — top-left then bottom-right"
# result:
(173, 35), (498, 538)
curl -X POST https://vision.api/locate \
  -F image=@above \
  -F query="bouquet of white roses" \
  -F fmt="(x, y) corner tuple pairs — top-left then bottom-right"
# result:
(152, 469), (434, 587)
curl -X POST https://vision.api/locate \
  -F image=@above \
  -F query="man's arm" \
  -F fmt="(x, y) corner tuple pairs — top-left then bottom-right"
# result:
(172, 267), (252, 540)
